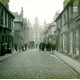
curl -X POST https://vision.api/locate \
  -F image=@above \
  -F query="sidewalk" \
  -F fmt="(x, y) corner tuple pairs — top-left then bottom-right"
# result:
(0, 51), (19, 62)
(51, 51), (80, 74)
(0, 49), (30, 63)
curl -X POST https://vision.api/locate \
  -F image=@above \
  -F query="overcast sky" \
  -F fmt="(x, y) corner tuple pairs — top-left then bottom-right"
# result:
(9, 0), (64, 24)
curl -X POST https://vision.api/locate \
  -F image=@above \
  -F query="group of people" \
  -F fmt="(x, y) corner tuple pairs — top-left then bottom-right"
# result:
(1, 42), (12, 55)
(39, 42), (56, 51)
(14, 43), (28, 52)
(1, 41), (56, 56)
(1, 42), (28, 56)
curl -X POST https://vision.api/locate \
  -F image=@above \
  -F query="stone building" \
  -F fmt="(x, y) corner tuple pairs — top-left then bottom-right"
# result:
(43, 11), (60, 45)
(32, 16), (43, 48)
(12, 7), (29, 51)
(28, 16), (43, 48)
(0, 0), (15, 55)
(55, 0), (80, 59)
(43, 22), (56, 44)
(23, 18), (29, 49)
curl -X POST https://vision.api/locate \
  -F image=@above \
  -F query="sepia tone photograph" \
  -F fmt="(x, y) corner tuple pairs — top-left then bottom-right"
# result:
(0, 0), (80, 79)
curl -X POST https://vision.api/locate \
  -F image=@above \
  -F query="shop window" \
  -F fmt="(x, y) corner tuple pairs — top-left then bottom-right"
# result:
(63, 34), (67, 52)
(76, 29), (79, 55)
(70, 32), (73, 54)
(60, 35), (63, 52)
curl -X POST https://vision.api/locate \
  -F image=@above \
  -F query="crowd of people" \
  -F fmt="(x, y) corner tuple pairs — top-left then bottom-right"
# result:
(39, 42), (56, 51)
(1, 42), (13, 55)
(14, 43), (28, 52)
(1, 41), (56, 56)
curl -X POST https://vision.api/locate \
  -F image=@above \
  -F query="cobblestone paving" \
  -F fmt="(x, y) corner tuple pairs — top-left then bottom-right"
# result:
(0, 49), (80, 79)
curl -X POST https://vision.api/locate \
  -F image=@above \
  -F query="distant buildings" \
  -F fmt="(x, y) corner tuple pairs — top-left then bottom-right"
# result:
(23, 18), (29, 47)
(42, 11), (60, 45)
(29, 16), (43, 48)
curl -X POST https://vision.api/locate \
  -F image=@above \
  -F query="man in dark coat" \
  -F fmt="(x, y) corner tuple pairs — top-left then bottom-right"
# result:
(7, 43), (12, 54)
(14, 44), (18, 51)
(39, 42), (46, 51)
(52, 43), (56, 51)
(46, 42), (52, 51)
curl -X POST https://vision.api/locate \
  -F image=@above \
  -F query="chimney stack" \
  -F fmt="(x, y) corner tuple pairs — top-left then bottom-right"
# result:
(63, 0), (70, 8)
(20, 7), (24, 22)
(0, 0), (9, 9)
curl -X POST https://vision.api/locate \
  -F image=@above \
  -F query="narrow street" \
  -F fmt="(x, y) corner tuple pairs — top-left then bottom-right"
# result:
(0, 49), (80, 79)
(1, 0), (80, 79)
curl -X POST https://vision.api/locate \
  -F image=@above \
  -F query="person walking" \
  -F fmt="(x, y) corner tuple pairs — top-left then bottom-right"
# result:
(7, 43), (12, 54)
(14, 44), (18, 51)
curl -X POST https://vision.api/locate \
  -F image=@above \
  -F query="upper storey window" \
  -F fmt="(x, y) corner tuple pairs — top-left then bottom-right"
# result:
(73, 6), (78, 12)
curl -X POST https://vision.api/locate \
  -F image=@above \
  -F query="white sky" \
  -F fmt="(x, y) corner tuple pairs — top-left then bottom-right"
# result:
(9, 0), (64, 24)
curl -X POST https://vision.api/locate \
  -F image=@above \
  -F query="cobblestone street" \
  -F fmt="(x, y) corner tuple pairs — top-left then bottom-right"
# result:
(0, 49), (80, 79)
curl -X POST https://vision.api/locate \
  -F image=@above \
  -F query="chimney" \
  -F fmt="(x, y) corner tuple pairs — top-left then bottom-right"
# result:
(20, 7), (24, 22)
(63, 0), (70, 9)
(1, 0), (9, 9)
(21, 7), (23, 17)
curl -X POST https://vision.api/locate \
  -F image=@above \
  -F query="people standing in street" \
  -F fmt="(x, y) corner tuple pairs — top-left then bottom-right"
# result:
(52, 43), (56, 51)
(1, 42), (7, 55)
(14, 44), (18, 51)
(19, 43), (21, 52)
(7, 43), (12, 54)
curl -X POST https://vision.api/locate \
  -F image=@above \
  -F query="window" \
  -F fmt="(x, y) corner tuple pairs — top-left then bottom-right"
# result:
(70, 31), (73, 53)
(10, 17), (11, 29)
(73, 6), (78, 12)
(1, 36), (4, 43)
(5, 12), (7, 27)
(69, 5), (72, 19)
(8, 15), (9, 29)
(5, 35), (7, 43)
(60, 34), (63, 51)
(64, 15), (67, 24)
(11, 19), (13, 30)
(1, 9), (4, 25)
(63, 34), (67, 52)
(59, 19), (60, 28)
(60, 16), (62, 27)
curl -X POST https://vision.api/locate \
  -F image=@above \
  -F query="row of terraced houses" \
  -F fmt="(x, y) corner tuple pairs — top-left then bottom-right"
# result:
(55, 0), (80, 60)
